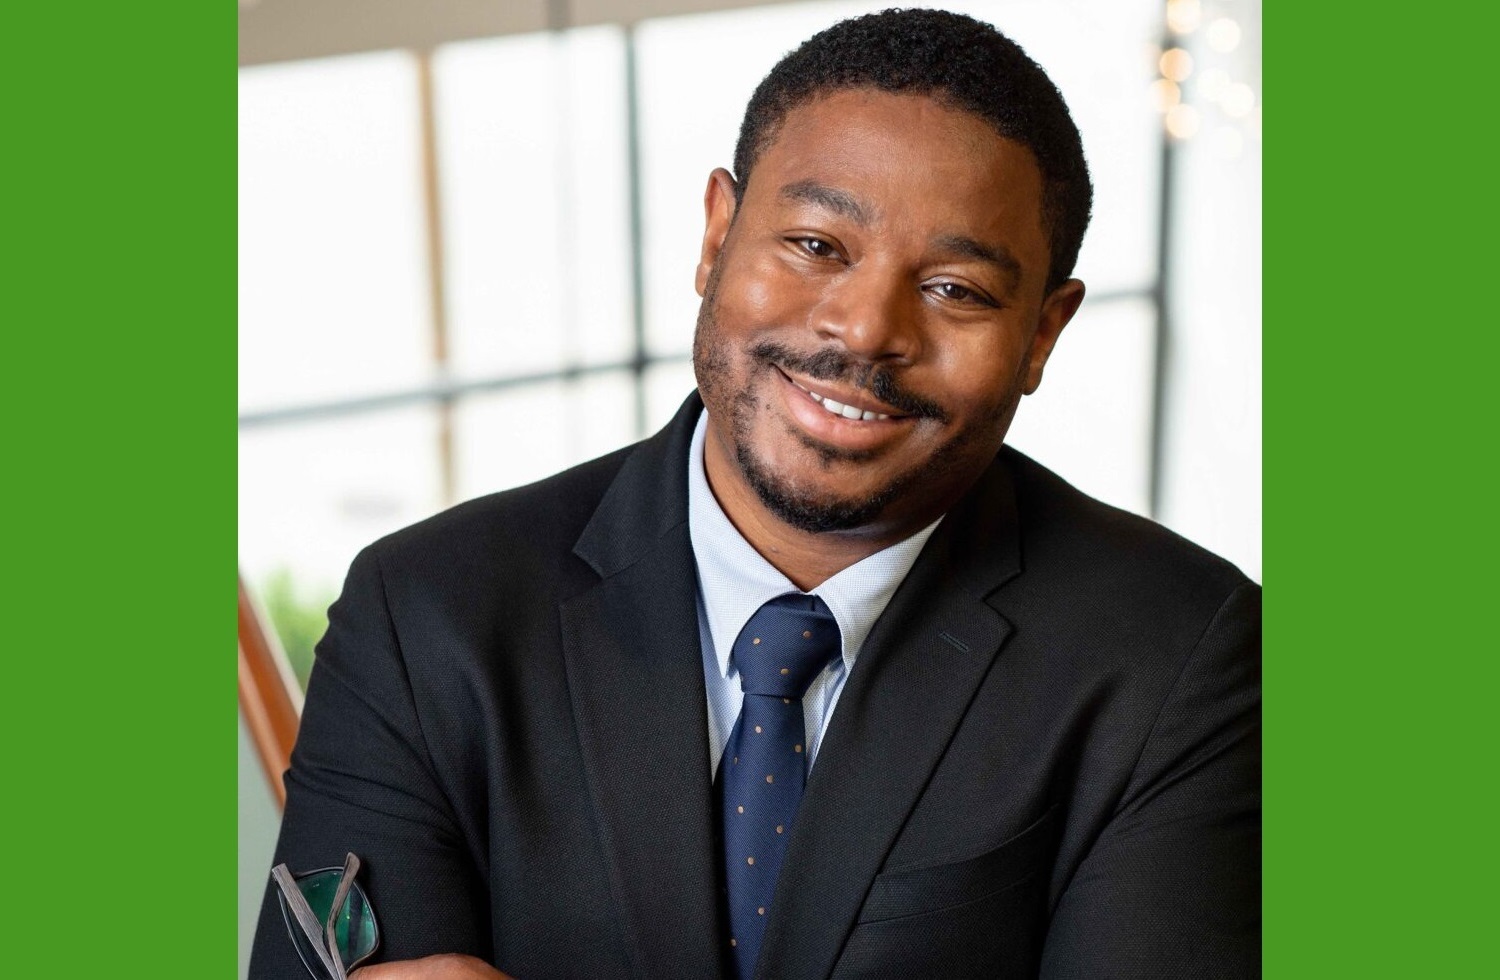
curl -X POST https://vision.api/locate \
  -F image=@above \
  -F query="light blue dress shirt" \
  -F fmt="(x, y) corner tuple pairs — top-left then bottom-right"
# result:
(687, 410), (941, 777)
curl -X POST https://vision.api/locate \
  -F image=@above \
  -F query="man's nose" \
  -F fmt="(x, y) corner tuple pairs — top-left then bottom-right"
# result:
(808, 267), (919, 363)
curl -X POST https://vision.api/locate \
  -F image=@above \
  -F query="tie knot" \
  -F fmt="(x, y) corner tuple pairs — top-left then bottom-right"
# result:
(732, 594), (841, 698)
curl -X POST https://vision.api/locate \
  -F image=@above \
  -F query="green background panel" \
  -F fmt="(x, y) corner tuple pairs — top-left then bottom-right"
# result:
(1265, 5), (1495, 977)
(4, 1), (232, 972)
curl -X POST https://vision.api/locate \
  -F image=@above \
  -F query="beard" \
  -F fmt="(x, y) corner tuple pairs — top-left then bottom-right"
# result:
(693, 274), (1015, 535)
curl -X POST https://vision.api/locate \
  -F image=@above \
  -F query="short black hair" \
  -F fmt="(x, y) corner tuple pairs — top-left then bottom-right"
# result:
(732, 8), (1092, 291)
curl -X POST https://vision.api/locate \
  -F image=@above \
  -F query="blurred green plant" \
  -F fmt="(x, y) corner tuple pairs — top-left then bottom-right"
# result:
(261, 569), (335, 691)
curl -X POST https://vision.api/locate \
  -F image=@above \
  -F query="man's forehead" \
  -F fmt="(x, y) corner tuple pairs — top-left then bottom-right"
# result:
(766, 87), (1015, 154)
(758, 89), (1037, 186)
(751, 92), (1046, 228)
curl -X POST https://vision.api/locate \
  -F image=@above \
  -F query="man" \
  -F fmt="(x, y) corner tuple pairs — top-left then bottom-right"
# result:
(252, 9), (1259, 979)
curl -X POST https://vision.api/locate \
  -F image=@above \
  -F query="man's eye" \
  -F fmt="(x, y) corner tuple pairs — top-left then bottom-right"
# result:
(930, 282), (993, 305)
(795, 237), (837, 258)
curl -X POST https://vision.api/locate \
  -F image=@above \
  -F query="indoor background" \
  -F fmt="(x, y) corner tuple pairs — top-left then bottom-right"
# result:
(238, 0), (1260, 973)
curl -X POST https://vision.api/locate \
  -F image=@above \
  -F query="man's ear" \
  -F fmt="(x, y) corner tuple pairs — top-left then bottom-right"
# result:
(1022, 278), (1086, 395)
(695, 168), (738, 297)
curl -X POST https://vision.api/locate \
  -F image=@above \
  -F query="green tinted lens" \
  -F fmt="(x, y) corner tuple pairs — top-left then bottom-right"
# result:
(296, 869), (379, 967)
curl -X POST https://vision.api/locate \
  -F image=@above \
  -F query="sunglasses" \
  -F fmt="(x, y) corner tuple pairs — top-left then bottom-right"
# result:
(271, 852), (380, 980)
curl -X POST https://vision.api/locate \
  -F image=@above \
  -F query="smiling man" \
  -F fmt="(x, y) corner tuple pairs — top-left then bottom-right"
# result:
(252, 10), (1259, 980)
(692, 83), (1083, 588)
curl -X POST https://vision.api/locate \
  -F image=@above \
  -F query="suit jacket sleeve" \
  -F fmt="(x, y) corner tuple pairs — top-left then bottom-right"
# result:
(1041, 580), (1261, 979)
(248, 545), (491, 978)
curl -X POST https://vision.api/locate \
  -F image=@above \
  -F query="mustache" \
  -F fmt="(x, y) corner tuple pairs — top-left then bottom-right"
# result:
(750, 341), (949, 422)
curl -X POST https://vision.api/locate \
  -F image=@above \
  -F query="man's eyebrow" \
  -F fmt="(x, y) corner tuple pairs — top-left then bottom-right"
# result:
(931, 234), (1023, 285)
(779, 180), (873, 225)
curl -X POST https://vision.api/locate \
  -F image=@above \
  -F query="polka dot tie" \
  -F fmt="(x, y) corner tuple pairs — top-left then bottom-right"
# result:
(718, 593), (841, 980)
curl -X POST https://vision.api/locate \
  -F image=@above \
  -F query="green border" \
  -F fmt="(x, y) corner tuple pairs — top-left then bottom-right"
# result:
(10, 1), (1488, 973)
(1266, 7), (1494, 977)
(6, 2), (232, 970)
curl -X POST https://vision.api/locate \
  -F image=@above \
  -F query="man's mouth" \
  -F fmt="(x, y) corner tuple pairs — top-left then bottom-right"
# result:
(765, 360), (927, 459)
(751, 341), (948, 423)
(786, 375), (895, 422)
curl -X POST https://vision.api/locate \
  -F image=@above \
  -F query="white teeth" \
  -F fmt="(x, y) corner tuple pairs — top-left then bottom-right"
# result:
(791, 377), (891, 421)
(798, 378), (888, 420)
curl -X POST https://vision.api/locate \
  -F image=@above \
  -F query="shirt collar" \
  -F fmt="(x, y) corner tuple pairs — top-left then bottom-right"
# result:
(687, 408), (941, 679)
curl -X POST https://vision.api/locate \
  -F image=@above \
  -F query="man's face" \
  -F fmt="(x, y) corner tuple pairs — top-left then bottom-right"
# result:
(693, 88), (1084, 541)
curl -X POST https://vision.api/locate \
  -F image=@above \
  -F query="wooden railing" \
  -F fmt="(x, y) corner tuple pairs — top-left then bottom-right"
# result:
(238, 572), (303, 808)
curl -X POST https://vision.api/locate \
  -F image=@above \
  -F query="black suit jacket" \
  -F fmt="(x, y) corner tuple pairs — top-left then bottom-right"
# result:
(250, 393), (1260, 979)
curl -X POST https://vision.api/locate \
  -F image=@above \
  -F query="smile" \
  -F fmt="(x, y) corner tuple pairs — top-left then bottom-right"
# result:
(784, 374), (896, 422)
(771, 366), (916, 457)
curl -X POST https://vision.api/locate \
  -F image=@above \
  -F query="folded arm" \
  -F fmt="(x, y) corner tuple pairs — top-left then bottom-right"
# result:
(248, 547), (494, 978)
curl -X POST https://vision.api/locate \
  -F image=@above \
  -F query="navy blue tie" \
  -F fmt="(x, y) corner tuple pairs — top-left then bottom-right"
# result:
(719, 593), (841, 979)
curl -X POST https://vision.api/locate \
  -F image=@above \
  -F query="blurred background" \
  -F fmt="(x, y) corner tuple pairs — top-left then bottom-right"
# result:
(238, 0), (1260, 973)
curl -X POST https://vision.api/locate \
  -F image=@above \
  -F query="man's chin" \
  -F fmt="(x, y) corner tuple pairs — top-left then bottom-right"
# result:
(739, 446), (899, 535)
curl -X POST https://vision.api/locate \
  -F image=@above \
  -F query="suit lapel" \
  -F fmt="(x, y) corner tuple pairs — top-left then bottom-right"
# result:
(754, 457), (1024, 980)
(561, 395), (726, 980)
